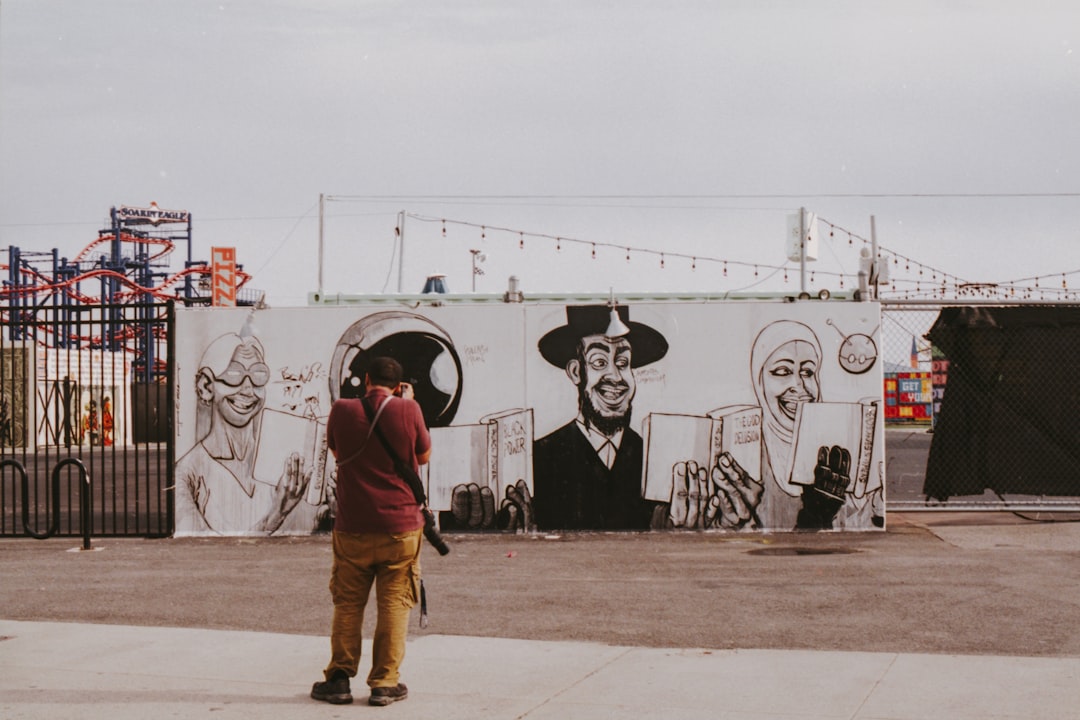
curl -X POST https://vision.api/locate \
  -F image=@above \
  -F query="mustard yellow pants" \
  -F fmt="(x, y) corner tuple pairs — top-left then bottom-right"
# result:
(324, 528), (422, 688)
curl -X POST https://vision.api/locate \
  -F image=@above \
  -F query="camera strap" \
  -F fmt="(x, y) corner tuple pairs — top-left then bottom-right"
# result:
(334, 395), (392, 469)
(360, 394), (431, 627)
(359, 395), (428, 506)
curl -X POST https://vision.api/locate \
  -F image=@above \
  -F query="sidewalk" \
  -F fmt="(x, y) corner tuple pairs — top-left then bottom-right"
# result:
(4, 619), (1079, 720)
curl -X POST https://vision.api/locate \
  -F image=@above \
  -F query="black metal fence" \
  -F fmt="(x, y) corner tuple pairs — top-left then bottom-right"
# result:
(881, 300), (1080, 512)
(0, 301), (174, 537)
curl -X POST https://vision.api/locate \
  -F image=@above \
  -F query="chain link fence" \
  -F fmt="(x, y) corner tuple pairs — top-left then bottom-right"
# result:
(881, 300), (1080, 512)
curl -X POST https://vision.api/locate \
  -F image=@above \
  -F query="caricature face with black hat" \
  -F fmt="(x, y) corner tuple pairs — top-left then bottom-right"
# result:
(538, 305), (668, 436)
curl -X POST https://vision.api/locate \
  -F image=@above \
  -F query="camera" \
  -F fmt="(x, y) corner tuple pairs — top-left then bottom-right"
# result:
(388, 455), (448, 556)
(394, 381), (413, 399)
(422, 508), (450, 556)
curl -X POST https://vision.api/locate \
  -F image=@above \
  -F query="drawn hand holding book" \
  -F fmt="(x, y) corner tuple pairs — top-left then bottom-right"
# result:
(449, 478), (535, 532)
(711, 453), (765, 528)
(642, 406), (764, 530)
(812, 445), (851, 500)
(427, 408), (535, 532)
(792, 444), (850, 529)
(658, 453), (764, 530)
(257, 451), (311, 533)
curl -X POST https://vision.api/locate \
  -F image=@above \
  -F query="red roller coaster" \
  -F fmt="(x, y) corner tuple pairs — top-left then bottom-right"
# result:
(2, 230), (251, 304)
(2, 204), (257, 380)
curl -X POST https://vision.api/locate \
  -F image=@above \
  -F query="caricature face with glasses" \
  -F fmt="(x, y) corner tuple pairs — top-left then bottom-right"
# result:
(214, 360), (271, 389)
(204, 342), (269, 428)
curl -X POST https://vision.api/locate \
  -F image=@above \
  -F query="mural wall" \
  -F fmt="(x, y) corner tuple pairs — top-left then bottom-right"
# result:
(173, 301), (885, 536)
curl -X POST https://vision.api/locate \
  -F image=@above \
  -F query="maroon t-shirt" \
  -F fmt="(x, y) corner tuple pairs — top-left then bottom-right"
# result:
(327, 387), (430, 534)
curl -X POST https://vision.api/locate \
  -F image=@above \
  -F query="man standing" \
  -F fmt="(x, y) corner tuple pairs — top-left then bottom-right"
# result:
(312, 356), (431, 707)
(533, 304), (668, 530)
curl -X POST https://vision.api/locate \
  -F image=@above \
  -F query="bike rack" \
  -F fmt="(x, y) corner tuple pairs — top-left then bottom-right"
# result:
(2, 458), (92, 550)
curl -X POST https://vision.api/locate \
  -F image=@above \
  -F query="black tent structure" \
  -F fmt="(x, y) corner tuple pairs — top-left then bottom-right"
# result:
(923, 306), (1080, 501)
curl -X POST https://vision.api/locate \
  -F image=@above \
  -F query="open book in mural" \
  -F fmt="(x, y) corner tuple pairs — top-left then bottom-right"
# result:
(787, 401), (880, 499)
(427, 407), (533, 523)
(254, 409), (333, 507)
(641, 405), (763, 504)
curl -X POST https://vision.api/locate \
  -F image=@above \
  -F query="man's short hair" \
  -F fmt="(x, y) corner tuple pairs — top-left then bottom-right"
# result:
(366, 356), (403, 388)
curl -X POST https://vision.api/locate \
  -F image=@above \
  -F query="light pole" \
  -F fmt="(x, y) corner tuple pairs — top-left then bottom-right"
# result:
(470, 249), (486, 292)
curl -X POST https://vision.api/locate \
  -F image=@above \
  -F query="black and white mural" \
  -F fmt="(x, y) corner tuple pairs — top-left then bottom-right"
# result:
(173, 301), (884, 536)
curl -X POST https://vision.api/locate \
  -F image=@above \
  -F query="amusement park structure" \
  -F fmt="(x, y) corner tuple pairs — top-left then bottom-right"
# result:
(1, 203), (259, 383)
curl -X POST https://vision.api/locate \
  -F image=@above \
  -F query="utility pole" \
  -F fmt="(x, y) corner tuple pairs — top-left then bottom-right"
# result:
(799, 206), (807, 294)
(397, 210), (405, 293)
(870, 215), (879, 299)
(470, 249), (486, 292)
(317, 193), (324, 297)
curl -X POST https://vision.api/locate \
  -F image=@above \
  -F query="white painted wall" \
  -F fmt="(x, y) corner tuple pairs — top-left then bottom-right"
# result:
(173, 300), (885, 536)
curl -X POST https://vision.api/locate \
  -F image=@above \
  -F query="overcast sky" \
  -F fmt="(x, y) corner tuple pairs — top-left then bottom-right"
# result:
(2, 1), (1077, 305)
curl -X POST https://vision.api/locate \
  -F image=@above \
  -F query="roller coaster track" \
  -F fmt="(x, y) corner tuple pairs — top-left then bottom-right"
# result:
(2, 229), (251, 303)
(1, 264), (251, 303)
(72, 230), (175, 264)
(2, 229), (249, 370)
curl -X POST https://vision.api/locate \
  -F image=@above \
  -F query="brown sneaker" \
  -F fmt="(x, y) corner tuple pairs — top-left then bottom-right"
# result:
(368, 683), (408, 706)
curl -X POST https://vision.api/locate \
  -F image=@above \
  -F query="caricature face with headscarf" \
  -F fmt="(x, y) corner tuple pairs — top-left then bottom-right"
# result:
(750, 321), (822, 496)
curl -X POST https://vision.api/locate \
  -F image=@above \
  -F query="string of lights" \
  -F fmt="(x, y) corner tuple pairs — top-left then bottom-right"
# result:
(405, 212), (855, 287)
(333, 192), (1080, 201)
(816, 218), (971, 288)
(815, 217), (1080, 301)
(402, 211), (1080, 300)
(328, 195), (1079, 301)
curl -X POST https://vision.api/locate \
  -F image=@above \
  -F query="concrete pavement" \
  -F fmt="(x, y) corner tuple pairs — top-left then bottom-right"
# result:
(3, 514), (1080, 718)
(3, 619), (1080, 719)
